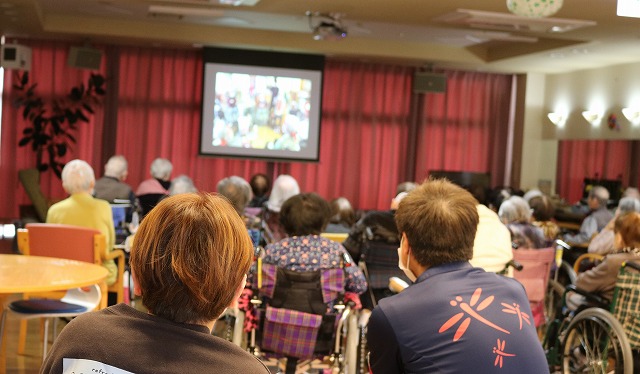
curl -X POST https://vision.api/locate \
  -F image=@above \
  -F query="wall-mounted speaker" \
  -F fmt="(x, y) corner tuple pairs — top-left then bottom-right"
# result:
(413, 72), (447, 93)
(68, 47), (103, 70)
(0, 44), (32, 70)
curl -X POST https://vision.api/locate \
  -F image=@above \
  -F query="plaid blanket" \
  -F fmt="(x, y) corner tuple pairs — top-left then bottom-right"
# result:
(613, 269), (640, 349)
(261, 306), (323, 359)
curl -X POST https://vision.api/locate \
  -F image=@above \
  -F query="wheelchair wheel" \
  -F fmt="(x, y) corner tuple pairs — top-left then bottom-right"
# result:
(562, 308), (633, 373)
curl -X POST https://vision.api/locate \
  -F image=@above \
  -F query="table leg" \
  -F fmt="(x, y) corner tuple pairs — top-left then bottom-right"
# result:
(1, 294), (8, 373)
(99, 281), (107, 310)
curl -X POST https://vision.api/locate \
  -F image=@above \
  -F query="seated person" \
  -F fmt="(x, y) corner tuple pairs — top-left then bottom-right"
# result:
(528, 194), (560, 245)
(136, 157), (172, 217)
(41, 193), (270, 373)
(46, 159), (117, 286)
(589, 196), (640, 256)
(217, 176), (263, 239)
(258, 193), (367, 296)
(367, 179), (548, 373)
(93, 155), (136, 205)
(324, 197), (356, 234)
(469, 203), (514, 274)
(499, 196), (547, 249)
(569, 212), (640, 309)
(264, 174), (300, 242)
(564, 185), (613, 246)
(248, 173), (271, 208)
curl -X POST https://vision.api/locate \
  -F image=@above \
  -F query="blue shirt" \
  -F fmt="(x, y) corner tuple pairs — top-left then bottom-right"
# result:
(367, 261), (549, 374)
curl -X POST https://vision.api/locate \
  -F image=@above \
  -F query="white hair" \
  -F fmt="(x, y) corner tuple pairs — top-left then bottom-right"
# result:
(618, 197), (640, 215)
(498, 195), (532, 224)
(61, 159), (95, 194)
(217, 176), (252, 215)
(104, 155), (128, 179)
(266, 174), (300, 213)
(150, 158), (173, 180)
(589, 186), (610, 207)
(169, 175), (197, 195)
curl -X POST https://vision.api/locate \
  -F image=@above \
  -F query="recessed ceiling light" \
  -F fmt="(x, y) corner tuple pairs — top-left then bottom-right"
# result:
(617, 0), (640, 18)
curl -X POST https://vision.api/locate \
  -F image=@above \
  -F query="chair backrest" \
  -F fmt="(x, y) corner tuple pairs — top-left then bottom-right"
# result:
(19, 223), (104, 265)
(512, 247), (555, 304)
(360, 240), (410, 289)
(320, 232), (348, 243)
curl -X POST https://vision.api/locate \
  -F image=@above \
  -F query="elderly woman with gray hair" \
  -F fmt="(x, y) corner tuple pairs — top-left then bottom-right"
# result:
(46, 159), (118, 285)
(588, 196), (640, 255)
(498, 195), (547, 249)
(136, 158), (173, 217)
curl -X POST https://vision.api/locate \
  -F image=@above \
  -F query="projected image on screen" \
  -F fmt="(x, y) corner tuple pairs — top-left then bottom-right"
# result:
(213, 72), (311, 152)
(201, 61), (322, 162)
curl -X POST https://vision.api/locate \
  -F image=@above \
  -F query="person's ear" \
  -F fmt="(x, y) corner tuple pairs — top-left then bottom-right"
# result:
(132, 272), (142, 297)
(228, 275), (247, 309)
(400, 232), (410, 256)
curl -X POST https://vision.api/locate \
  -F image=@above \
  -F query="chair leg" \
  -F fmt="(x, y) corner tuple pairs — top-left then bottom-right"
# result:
(17, 319), (27, 355)
(0, 309), (7, 351)
(42, 318), (49, 362)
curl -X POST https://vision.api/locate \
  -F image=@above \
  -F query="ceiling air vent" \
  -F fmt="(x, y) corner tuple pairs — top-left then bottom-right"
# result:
(434, 9), (596, 33)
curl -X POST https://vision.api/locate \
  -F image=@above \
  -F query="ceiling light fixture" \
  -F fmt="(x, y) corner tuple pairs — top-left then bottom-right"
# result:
(617, 0), (640, 18)
(506, 0), (564, 18)
(582, 110), (602, 126)
(547, 112), (566, 127)
(622, 107), (640, 125)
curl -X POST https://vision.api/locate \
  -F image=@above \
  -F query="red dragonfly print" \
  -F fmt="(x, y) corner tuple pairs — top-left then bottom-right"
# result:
(501, 302), (531, 330)
(493, 338), (516, 368)
(439, 288), (510, 341)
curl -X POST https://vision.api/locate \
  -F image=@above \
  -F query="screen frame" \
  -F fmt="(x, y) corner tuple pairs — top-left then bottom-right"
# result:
(199, 47), (325, 162)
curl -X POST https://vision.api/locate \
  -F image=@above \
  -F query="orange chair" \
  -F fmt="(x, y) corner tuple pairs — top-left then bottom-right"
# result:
(512, 247), (556, 328)
(15, 223), (125, 353)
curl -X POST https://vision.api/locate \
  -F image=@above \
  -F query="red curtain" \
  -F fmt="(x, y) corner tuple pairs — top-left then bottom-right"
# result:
(2, 43), (518, 218)
(275, 61), (414, 209)
(556, 140), (631, 204)
(0, 41), (107, 218)
(413, 71), (514, 186)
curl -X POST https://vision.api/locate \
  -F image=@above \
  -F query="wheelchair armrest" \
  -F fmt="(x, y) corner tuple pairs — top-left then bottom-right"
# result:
(624, 261), (640, 272)
(507, 259), (524, 272)
(566, 284), (610, 308)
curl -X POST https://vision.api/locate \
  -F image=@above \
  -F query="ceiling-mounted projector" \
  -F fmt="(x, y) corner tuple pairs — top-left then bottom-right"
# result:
(307, 12), (348, 41)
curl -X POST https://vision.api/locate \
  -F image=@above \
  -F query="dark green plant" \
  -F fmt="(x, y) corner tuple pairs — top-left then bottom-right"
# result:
(13, 71), (106, 177)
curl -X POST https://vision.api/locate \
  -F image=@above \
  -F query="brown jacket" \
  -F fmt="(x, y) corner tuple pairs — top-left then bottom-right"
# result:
(575, 252), (640, 301)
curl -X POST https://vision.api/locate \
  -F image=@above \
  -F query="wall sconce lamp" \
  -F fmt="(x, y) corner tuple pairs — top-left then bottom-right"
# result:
(547, 112), (566, 126)
(581, 110), (602, 126)
(622, 107), (640, 125)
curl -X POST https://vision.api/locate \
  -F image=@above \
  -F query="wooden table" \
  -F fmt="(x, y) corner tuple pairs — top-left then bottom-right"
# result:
(0, 254), (108, 372)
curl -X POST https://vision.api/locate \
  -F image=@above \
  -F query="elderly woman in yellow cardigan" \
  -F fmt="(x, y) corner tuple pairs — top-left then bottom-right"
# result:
(46, 159), (117, 286)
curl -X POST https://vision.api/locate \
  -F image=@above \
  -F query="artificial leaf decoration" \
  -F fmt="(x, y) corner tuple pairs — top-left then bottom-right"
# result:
(13, 71), (106, 177)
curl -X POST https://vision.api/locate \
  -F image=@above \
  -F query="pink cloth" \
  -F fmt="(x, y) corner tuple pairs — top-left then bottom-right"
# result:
(136, 178), (168, 196)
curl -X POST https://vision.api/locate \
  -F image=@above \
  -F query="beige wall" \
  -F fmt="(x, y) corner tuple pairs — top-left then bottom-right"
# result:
(521, 73), (558, 194)
(543, 62), (640, 140)
(521, 61), (640, 195)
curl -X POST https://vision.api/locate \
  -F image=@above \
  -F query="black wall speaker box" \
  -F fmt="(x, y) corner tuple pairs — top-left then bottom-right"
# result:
(67, 47), (103, 70)
(413, 72), (447, 93)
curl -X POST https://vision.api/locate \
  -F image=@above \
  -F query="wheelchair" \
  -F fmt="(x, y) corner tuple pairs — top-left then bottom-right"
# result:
(225, 248), (365, 374)
(543, 260), (640, 373)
